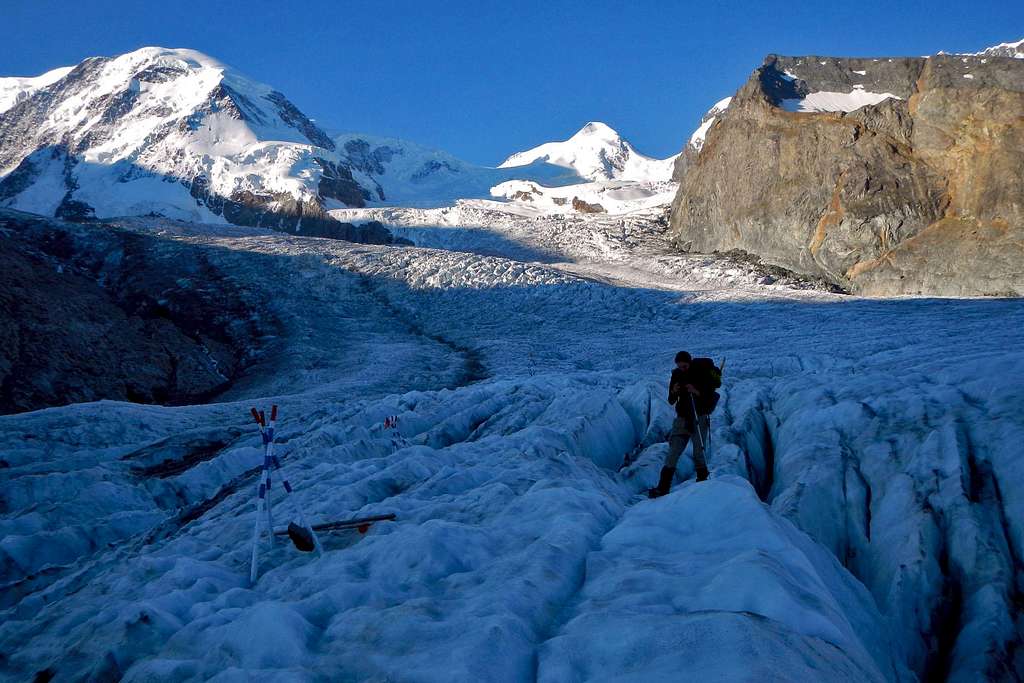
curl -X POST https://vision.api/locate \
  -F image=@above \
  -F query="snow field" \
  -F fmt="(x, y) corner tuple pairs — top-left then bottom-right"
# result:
(780, 85), (901, 113)
(488, 179), (678, 216)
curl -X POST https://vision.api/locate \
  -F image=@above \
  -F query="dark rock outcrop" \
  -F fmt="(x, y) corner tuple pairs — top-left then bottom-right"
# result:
(264, 90), (336, 151)
(410, 159), (460, 182)
(344, 138), (398, 177)
(670, 53), (1024, 296)
(0, 209), (271, 414)
(572, 196), (606, 214)
(314, 158), (372, 206)
(188, 174), (395, 243)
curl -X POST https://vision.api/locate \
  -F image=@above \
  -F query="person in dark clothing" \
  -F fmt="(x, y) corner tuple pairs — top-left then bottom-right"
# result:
(648, 351), (721, 498)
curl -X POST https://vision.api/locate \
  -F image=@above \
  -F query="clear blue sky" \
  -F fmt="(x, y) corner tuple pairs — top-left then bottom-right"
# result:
(2, 0), (1021, 164)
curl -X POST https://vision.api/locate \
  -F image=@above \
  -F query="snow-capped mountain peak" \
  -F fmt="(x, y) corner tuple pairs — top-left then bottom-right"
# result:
(498, 121), (676, 182)
(1, 48), (683, 224)
(0, 46), (373, 227)
(572, 120), (619, 140)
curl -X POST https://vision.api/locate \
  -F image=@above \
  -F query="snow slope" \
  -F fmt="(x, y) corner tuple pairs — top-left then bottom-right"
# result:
(329, 132), (680, 215)
(499, 121), (677, 182)
(2, 205), (1022, 681)
(0, 66), (73, 114)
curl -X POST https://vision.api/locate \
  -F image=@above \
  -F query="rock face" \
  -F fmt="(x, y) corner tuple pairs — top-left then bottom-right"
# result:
(670, 53), (1024, 296)
(0, 209), (271, 414)
(571, 196), (606, 213)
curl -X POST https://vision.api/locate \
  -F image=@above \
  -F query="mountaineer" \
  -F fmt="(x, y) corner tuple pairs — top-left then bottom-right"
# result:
(648, 351), (722, 498)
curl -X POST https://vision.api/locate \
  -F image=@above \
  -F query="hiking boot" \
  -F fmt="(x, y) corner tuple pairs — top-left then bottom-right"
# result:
(648, 466), (676, 498)
(695, 466), (709, 482)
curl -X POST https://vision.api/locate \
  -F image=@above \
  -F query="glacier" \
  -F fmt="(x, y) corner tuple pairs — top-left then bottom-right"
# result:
(1, 201), (1021, 681)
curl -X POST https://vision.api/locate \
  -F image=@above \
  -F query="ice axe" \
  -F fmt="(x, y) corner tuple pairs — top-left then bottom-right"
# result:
(689, 393), (707, 454)
(690, 393), (711, 480)
(277, 514), (398, 552)
(287, 522), (317, 552)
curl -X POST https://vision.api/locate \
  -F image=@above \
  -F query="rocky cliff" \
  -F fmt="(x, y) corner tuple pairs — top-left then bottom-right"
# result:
(670, 52), (1024, 296)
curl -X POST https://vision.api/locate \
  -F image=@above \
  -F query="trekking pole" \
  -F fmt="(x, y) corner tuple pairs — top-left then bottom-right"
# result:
(690, 393), (709, 469)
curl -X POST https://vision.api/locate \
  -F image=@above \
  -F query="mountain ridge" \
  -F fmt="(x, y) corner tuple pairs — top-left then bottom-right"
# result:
(0, 47), (670, 225)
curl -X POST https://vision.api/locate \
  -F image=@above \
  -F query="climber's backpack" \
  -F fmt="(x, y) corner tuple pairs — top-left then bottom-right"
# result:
(690, 357), (723, 414)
